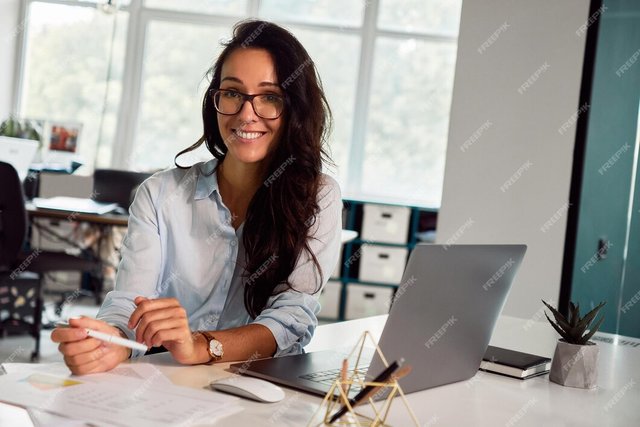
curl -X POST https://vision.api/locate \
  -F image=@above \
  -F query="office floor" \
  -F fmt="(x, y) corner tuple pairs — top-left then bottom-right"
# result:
(0, 297), (99, 364)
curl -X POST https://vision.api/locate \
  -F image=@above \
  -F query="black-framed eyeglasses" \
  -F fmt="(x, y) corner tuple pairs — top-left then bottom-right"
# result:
(211, 89), (285, 120)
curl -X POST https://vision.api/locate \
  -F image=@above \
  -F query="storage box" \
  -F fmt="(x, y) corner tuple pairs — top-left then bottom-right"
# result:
(318, 280), (342, 320)
(361, 204), (411, 244)
(358, 245), (408, 284)
(345, 283), (394, 320)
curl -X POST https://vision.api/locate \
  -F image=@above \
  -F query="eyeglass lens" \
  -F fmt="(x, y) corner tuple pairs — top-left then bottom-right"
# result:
(214, 90), (283, 119)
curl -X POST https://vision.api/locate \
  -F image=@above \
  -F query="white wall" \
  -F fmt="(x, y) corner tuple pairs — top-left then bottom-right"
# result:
(0, 0), (21, 120)
(437, 0), (591, 318)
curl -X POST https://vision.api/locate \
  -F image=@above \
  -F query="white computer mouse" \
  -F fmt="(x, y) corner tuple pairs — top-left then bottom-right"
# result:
(209, 376), (285, 403)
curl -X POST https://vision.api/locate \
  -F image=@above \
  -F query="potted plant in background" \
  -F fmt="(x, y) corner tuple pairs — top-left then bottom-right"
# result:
(1, 116), (44, 160)
(0, 116), (43, 142)
(542, 300), (606, 389)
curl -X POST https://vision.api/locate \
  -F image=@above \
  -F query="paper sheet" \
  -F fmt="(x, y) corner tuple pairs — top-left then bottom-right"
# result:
(26, 407), (90, 427)
(1, 362), (71, 377)
(0, 365), (241, 427)
(1, 363), (173, 387)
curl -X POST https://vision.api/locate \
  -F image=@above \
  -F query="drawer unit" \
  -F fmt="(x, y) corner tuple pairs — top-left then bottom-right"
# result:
(361, 204), (411, 244)
(358, 245), (409, 284)
(318, 280), (342, 320)
(345, 283), (394, 320)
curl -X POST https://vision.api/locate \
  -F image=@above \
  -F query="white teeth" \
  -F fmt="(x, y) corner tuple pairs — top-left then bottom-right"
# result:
(235, 130), (263, 140)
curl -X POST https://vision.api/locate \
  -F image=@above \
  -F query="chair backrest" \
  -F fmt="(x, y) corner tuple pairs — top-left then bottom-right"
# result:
(93, 169), (151, 209)
(0, 161), (27, 271)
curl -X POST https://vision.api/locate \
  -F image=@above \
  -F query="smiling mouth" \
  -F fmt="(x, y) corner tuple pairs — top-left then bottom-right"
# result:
(233, 129), (266, 140)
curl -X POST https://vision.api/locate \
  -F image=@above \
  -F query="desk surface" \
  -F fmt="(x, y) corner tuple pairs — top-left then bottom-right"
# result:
(26, 202), (129, 227)
(139, 315), (639, 426)
(1, 318), (638, 426)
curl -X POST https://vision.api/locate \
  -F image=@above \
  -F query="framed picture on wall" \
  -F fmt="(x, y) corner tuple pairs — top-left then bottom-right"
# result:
(46, 121), (82, 153)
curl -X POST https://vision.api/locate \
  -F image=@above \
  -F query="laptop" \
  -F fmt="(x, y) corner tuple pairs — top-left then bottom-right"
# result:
(232, 244), (527, 397)
(0, 136), (39, 182)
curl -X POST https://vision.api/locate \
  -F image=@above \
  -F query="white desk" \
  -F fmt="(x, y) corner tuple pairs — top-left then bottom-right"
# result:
(2, 315), (639, 426)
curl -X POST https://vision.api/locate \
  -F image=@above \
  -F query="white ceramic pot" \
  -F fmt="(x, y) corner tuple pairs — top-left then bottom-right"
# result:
(549, 340), (599, 389)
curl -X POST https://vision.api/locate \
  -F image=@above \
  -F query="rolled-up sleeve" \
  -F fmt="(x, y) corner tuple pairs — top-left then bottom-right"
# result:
(253, 292), (321, 356)
(253, 175), (343, 356)
(97, 176), (163, 358)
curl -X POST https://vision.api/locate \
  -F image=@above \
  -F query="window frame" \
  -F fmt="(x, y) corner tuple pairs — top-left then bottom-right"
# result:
(13, 0), (459, 208)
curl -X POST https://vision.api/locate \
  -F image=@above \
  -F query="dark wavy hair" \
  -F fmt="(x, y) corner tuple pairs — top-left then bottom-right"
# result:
(175, 20), (333, 318)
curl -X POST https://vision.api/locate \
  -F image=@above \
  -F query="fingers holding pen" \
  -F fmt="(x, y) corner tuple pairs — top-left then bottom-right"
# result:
(64, 344), (108, 368)
(51, 325), (88, 344)
(57, 336), (103, 357)
(51, 316), (132, 375)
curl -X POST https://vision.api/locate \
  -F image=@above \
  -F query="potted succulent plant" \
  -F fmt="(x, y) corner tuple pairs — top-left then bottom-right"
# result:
(542, 300), (606, 389)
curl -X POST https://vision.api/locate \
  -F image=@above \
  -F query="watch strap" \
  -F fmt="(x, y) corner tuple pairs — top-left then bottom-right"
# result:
(200, 331), (222, 363)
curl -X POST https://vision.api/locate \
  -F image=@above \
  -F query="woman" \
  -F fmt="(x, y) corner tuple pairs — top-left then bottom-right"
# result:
(52, 20), (342, 375)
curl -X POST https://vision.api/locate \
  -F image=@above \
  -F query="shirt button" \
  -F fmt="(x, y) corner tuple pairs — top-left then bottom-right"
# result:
(230, 240), (237, 247)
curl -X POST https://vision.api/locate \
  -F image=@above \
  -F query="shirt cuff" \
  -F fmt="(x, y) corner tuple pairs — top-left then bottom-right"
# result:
(252, 293), (320, 357)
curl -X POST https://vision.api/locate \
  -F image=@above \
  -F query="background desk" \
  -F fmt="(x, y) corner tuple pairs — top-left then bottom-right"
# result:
(26, 203), (128, 307)
(140, 315), (639, 426)
(26, 203), (129, 227)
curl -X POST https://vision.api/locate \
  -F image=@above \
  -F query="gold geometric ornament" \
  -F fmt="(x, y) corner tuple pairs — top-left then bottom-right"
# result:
(307, 331), (420, 427)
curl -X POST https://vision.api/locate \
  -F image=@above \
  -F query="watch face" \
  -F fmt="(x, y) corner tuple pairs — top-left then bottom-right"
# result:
(209, 339), (223, 357)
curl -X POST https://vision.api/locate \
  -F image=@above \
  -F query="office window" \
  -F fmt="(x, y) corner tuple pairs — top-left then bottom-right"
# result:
(363, 37), (457, 206)
(144, 0), (247, 15)
(259, 0), (364, 27)
(15, 0), (463, 206)
(19, 1), (128, 168)
(377, 0), (461, 36)
(69, 0), (132, 6)
(365, 0), (462, 205)
(285, 27), (360, 184)
(133, 21), (228, 170)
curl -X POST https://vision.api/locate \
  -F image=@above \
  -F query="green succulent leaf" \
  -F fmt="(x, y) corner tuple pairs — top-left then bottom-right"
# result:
(542, 300), (572, 333)
(576, 301), (606, 330)
(544, 313), (570, 341)
(543, 300), (607, 344)
(580, 315), (606, 345)
(569, 325), (588, 344)
(570, 303), (581, 328)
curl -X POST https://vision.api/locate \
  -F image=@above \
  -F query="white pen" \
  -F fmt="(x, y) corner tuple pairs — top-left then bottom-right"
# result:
(56, 322), (148, 352)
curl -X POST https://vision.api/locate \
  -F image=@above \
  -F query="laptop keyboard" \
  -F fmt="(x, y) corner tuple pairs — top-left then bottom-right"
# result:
(300, 366), (369, 387)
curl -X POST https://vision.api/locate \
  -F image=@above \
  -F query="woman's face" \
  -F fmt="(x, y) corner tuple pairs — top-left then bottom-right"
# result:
(217, 48), (284, 167)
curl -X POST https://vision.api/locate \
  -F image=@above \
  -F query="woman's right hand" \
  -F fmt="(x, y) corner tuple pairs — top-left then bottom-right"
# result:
(51, 316), (131, 375)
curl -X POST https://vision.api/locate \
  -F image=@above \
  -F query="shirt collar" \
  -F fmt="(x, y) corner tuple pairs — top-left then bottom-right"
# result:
(194, 158), (220, 200)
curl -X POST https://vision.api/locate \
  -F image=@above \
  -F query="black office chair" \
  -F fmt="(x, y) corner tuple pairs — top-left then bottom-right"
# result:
(0, 161), (100, 360)
(93, 169), (151, 211)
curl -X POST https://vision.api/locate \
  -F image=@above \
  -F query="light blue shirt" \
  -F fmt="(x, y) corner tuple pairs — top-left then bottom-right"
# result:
(97, 159), (342, 358)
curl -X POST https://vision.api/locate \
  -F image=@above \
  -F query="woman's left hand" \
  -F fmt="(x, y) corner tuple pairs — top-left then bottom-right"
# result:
(128, 297), (200, 364)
